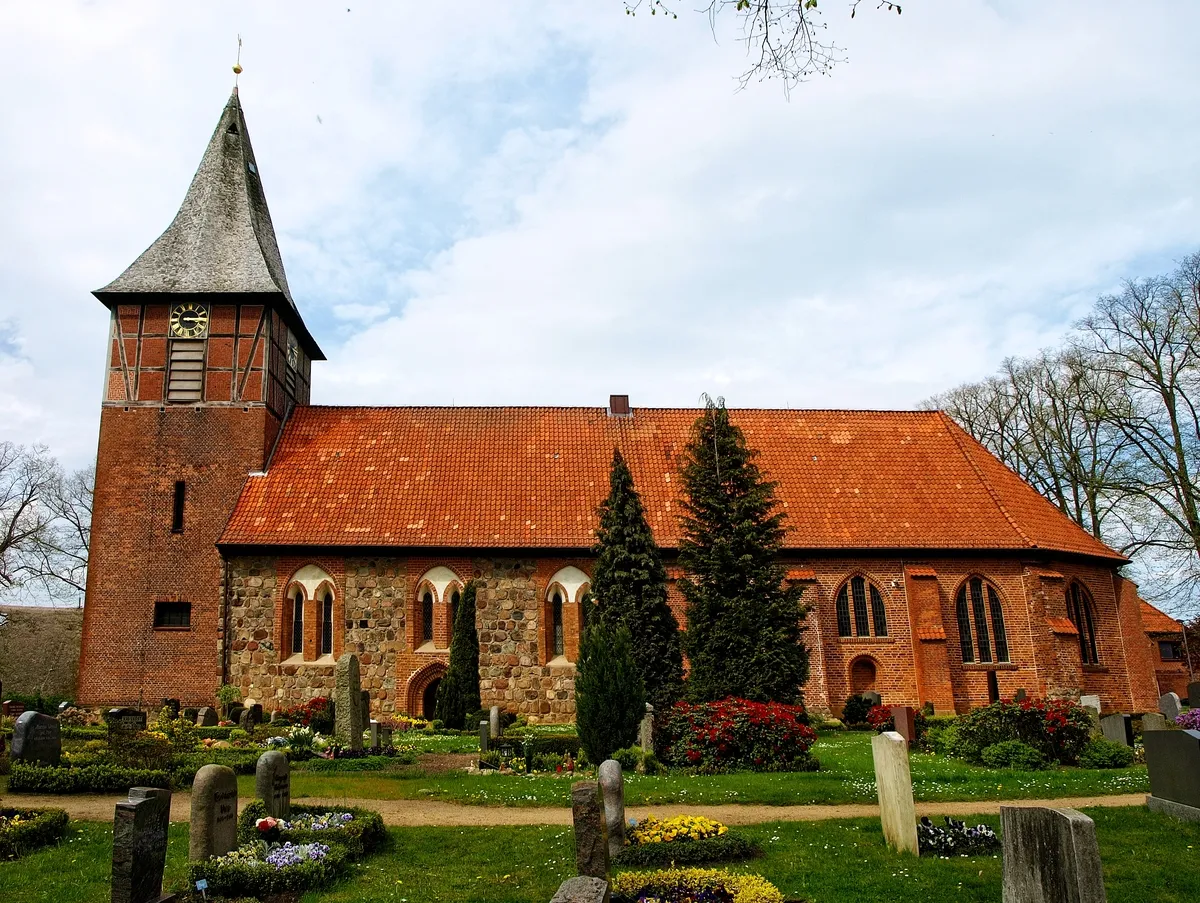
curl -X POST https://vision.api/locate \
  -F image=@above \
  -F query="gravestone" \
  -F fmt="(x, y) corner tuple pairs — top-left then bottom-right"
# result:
(1001, 806), (1106, 903)
(1144, 728), (1200, 822)
(891, 706), (918, 747)
(111, 787), (172, 903)
(479, 720), (490, 755)
(334, 653), (364, 750)
(1099, 714), (1132, 747)
(227, 705), (245, 725)
(360, 690), (371, 723)
(255, 750), (291, 819)
(190, 764), (238, 861)
(107, 707), (148, 734)
(160, 699), (180, 719)
(11, 711), (62, 766)
(238, 708), (254, 732)
(1159, 692), (1182, 721)
(490, 705), (501, 739)
(863, 690), (882, 707)
(638, 703), (654, 752)
(550, 877), (611, 903)
(1141, 712), (1168, 732)
(2, 699), (25, 718)
(58, 700), (72, 714)
(1188, 681), (1200, 707)
(598, 759), (625, 859)
(871, 731), (918, 855)
(1079, 694), (1101, 714)
(380, 725), (393, 747)
(248, 703), (263, 725)
(571, 781), (609, 879)
(182, 707), (198, 724)
(195, 707), (218, 727)
(369, 720), (381, 747)
(1014, 689), (1028, 702)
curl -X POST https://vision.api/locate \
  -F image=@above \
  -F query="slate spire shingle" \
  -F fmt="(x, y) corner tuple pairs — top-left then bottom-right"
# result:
(95, 90), (323, 358)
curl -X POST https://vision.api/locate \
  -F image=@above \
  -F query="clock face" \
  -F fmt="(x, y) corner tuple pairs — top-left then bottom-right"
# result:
(169, 303), (209, 338)
(286, 336), (299, 369)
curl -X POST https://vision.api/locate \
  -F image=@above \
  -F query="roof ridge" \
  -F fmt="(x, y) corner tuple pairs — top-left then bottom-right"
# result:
(937, 411), (1036, 549)
(292, 404), (945, 415)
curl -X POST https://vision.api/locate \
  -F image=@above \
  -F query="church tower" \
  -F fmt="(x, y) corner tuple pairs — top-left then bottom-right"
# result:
(77, 91), (323, 706)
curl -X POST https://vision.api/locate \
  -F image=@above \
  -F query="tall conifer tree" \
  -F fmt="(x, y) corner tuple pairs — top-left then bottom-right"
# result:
(590, 448), (685, 710)
(575, 623), (646, 763)
(434, 580), (481, 729)
(678, 397), (808, 704)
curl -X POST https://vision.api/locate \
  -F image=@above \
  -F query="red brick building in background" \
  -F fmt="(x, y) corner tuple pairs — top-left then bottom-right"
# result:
(78, 92), (1187, 720)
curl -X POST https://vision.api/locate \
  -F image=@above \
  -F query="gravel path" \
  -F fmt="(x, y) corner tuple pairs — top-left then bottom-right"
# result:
(2, 792), (1148, 826)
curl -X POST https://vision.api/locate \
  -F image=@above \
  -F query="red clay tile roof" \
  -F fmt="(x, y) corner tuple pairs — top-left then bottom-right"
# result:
(218, 406), (1126, 561)
(1046, 617), (1080, 635)
(1140, 601), (1182, 635)
(904, 565), (938, 578)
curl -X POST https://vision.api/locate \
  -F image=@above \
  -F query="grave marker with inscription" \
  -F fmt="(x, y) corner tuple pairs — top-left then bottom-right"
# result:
(111, 787), (173, 903)
(571, 781), (609, 879)
(107, 707), (148, 735)
(11, 711), (62, 766)
(195, 707), (218, 727)
(190, 765), (238, 861)
(872, 731), (918, 855)
(2, 699), (25, 718)
(334, 654), (364, 750)
(1001, 806), (1106, 903)
(1159, 692), (1182, 721)
(255, 751), (290, 819)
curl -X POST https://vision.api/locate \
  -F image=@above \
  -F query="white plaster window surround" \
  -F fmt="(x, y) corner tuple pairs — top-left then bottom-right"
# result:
(415, 565), (463, 652)
(545, 566), (591, 664)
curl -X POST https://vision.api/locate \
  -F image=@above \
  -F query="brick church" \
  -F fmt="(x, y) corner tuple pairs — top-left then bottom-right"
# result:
(77, 91), (1182, 721)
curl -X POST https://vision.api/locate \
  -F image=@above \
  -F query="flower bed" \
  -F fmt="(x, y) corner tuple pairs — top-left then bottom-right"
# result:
(612, 867), (783, 903)
(658, 697), (818, 772)
(7, 762), (171, 794)
(1176, 710), (1200, 731)
(917, 817), (1000, 857)
(0, 808), (70, 860)
(187, 840), (348, 898)
(615, 815), (759, 867)
(238, 801), (386, 859)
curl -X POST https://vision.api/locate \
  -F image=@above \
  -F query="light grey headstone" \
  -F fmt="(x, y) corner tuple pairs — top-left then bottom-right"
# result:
(196, 706), (218, 727)
(190, 764), (238, 861)
(598, 759), (625, 859)
(255, 750), (290, 819)
(1099, 714), (1130, 747)
(871, 731), (918, 855)
(334, 653), (364, 750)
(638, 703), (654, 752)
(1159, 692), (1182, 721)
(479, 720), (490, 754)
(111, 787), (172, 903)
(571, 780), (609, 879)
(1079, 695), (1101, 714)
(551, 876), (611, 903)
(11, 711), (61, 766)
(490, 705), (501, 739)
(1001, 806), (1106, 903)
(369, 720), (381, 747)
(1141, 712), (1168, 732)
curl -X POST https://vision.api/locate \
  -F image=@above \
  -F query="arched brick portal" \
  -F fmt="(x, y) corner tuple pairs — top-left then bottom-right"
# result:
(405, 661), (448, 717)
(849, 656), (879, 694)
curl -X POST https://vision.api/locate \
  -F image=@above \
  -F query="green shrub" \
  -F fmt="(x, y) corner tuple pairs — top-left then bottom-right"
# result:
(171, 748), (262, 784)
(187, 841), (348, 897)
(921, 723), (960, 756)
(278, 697), (335, 735)
(611, 746), (666, 776)
(8, 762), (171, 794)
(59, 726), (108, 741)
(297, 755), (403, 773)
(952, 699), (1092, 765)
(576, 624), (646, 765)
(194, 726), (236, 741)
(109, 730), (173, 769)
(0, 694), (73, 715)
(980, 740), (1049, 771)
(1078, 738), (1135, 769)
(238, 801), (386, 858)
(841, 695), (872, 726)
(435, 581), (482, 730)
(613, 832), (760, 867)
(0, 808), (70, 860)
(658, 697), (819, 773)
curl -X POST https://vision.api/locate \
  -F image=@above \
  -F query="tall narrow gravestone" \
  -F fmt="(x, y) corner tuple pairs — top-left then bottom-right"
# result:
(598, 759), (626, 860)
(1188, 681), (1200, 706)
(12, 711), (62, 766)
(111, 787), (172, 903)
(335, 653), (364, 750)
(571, 781), (609, 879)
(479, 720), (490, 755)
(891, 706), (917, 747)
(255, 751), (290, 819)
(1144, 728), (1200, 822)
(1099, 714), (1132, 747)
(1001, 806), (1106, 903)
(190, 765), (238, 861)
(490, 705), (501, 740)
(638, 704), (654, 753)
(871, 731), (918, 855)
(1158, 692), (1182, 721)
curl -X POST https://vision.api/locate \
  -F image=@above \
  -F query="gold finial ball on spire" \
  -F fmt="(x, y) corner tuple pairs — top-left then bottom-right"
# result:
(233, 63), (243, 75)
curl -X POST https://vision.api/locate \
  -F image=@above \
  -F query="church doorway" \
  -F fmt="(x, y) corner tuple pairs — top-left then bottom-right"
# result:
(849, 657), (878, 695)
(422, 678), (441, 719)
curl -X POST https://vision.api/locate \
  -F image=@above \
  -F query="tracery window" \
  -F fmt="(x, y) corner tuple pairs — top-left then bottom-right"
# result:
(1067, 582), (1100, 665)
(835, 576), (888, 637)
(955, 577), (1010, 663)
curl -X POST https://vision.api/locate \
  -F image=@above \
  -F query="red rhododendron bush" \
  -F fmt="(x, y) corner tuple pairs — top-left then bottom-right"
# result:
(951, 698), (1093, 764)
(658, 698), (819, 772)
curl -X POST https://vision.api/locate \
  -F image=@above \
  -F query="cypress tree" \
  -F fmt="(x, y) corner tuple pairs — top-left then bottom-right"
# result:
(678, 396), (809, 704)
(575, 623), (646, 764)
(434, 580), (481, 729)
(590, 447), (684, 710)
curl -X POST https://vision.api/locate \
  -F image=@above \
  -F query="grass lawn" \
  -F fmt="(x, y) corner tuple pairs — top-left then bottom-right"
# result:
(1, 807), (1195, 902)
(274, 731), (1148, 807)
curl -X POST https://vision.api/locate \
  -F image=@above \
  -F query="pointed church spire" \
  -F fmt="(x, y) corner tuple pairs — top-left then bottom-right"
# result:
(96, 92), (323, 359)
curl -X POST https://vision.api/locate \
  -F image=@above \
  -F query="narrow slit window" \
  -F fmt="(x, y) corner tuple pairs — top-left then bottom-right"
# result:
(422, 590), (434, 643)
(171, 481), (185, 533)
(321, 593), (334, 656)
(970, 578), (992, 662)
(552, 591), (565, 657)
(989, 586), (1010, 663)
(956, 587), (974, 662)
(291, 595), (304, 655)
(450, 589), (460, 633)
(1068, 583), (1099, 665)
(870, 584), (888, 637)
(835, 586), (852, 637)
(851, 576), (870, 636)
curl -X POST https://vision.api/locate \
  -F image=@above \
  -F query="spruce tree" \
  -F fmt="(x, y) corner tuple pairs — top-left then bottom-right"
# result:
(590, 447), (685, 710)
(678, 396), (809, 704)
(434, 580), (481, 729)
(575, 623), (646, 763)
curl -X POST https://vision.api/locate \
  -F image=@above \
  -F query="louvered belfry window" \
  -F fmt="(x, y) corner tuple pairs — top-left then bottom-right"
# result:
(167, 339), (205, 402)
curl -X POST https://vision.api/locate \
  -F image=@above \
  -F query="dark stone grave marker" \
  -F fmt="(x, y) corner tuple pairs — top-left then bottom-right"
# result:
(12, 711), (62, 766)
(111, 787), (173, 903)
(1145, 728), (1200, 822)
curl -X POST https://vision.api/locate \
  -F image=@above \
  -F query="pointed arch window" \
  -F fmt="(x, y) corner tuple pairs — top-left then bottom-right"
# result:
(449, 588), (461, 633)
(1067, 582), (1100, 665)
(956, 578), (1010, 663)
(320, 590), (334, 657)
(421, 590), (434, 644)
(291, 591), (304, 656)
(835, 576), (888, 637)
(552, 590), (565, 657)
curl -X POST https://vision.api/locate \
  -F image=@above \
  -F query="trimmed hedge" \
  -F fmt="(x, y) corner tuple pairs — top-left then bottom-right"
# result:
(8, 762), (170, 794)
(238, 801), (386, 859)
(297, 753), (414, 773)
(0, 808), (70, 860)
(1078, 738), (1136, 769)
(980, 740), (1049, 771)
(186, 842), (349, 897)
(614, 833), (760, 867)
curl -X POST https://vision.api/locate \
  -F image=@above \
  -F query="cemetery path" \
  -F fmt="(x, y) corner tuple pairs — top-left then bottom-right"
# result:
(9, 792), (1149, 825)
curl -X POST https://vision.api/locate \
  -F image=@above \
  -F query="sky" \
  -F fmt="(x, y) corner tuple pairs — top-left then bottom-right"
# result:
(2, 0), (1199, 475)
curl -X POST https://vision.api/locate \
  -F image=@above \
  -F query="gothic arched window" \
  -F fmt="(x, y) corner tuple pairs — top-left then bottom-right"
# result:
(835, 576), (888, 637)
(552, 590), (565, 657)
(1067, 582), (1100, 665)
(955, 577), (1010, 663)
(422, 590), (434, 644)
(320, 590), (334, 657)
(290, 589), (304, 656)
(450, 588), (461, 633)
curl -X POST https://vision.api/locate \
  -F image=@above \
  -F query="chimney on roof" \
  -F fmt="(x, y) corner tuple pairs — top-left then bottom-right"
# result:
(608, 394), (632, 418)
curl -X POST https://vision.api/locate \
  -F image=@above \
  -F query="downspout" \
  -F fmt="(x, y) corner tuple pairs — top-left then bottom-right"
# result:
(220, 556), (231, 690)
